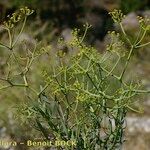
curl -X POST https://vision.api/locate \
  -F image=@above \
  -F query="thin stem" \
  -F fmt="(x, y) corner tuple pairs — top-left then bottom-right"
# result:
(12, 51), (23, 73)
(81, 88), (114, 100)
(0, 78), (13, 86)
(100, 66), (120, 80)
(86, 72), (98, 91)
(0, 85), (12, 90)
(0, 84), (26, 91)
(119, 46), (134, 81)
(80, 23), (91, 43)
(28, 86), (38, 95)
(134, 27), (142, 45)
(106, 56), (121, 77)
(135, 29), (147, 46)
(12, 17), (27, 48)
(126, 105), (143, 113)
(0, 43), (11, 50)
(124, 89), (150, 94)
(119, 23), (132, 46)
(7, 29), (13, 48)
(135, 41), (150, 48)
(23, 75), (28, 86)
(38, 83), (50, 96)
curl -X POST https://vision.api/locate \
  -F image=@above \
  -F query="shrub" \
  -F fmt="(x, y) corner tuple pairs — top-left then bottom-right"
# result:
(0, 8), (150, 150)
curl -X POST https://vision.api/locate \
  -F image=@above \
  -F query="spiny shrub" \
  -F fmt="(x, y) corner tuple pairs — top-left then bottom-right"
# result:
(0, 8), (150, 150)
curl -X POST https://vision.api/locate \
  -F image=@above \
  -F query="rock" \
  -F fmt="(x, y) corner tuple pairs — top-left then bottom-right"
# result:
(127, 117), (150, 133)
(18, 33), (36, 46)
(85, 0), (119, 11)
(94, 40), (105, 51)
(16, 33), (37, 51)
(61, 28), (73, 43)
(85, 0), (102, 8)
(141, 10), (150, 18)
(121, 12), (139, 31)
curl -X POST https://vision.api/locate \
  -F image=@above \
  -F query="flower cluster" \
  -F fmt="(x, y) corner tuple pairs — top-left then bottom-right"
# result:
(3, 7), (34, 29)
(137, 16), (150, 31)
(109, 9), (125, 23)
(106, 31), (125, 57)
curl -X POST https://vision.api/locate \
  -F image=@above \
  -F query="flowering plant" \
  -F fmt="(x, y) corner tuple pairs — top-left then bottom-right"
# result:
(0, 8), (150, 149)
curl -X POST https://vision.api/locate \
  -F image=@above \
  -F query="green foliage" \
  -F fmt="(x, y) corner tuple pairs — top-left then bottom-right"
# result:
(120, 0), (149, 14)
(0, 8), (150, 150)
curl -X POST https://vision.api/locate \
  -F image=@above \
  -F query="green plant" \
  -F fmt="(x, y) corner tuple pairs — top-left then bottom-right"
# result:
(120, 0), (149, 14)
(0, 8), (150, 150)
